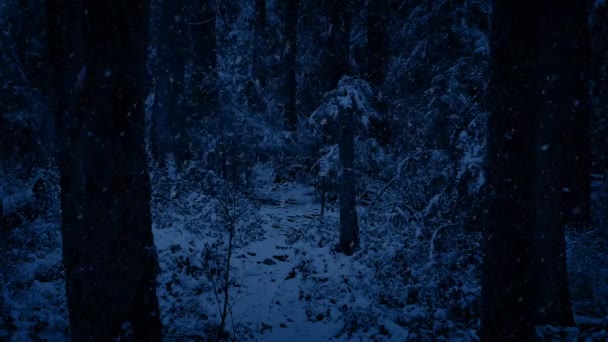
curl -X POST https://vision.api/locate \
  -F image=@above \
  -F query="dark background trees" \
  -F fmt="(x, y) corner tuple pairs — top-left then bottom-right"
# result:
(1, 0), (607, 340)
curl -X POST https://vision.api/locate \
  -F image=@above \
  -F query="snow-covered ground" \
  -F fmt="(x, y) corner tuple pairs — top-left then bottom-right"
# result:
(2, 163), (607, 341)
(151, 164), (394, 341)
(225, 182), (345, 341)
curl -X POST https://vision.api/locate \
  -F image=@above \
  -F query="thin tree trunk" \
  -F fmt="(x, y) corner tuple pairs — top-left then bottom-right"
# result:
(249, 0), (267, 114)
(366, 0), (388, 88)
(187, 0), (218, 164)
(326, 0), (357, 254)
(254, 0), (267, 88)
(365, 0), (390, 144)
(326, 0), (351, 89)
(153, 0), (187, 167)
(280, 0), (298, 130)
(47, 1), (162, 340)
(338, 108), (359, 255)
(187, 0), (217, 120)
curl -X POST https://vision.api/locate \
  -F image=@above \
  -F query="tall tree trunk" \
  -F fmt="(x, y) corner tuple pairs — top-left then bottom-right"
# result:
(326, 0), (351, 89)
(590, 2), (608, 238)
(365, 0), (391, 144)
(555, 1), (592, 229)
(481, 2), (537, 338)
(188, 0), (218, 160)
(326, 0), (357, 254)
(152, 0), (187, 166)
(590, 3), (608, 175)
(338, 107), (359, 254)
(533, 0), (586, 324)
(249, 0), (267, 114)
(188, 0), (217, 116)
(481, 0), (578, 339)
(280, 0), (298, 130)
(254, 0), (267, 88)
(366, 0), (388, 88)
(47, 1), (162, 340)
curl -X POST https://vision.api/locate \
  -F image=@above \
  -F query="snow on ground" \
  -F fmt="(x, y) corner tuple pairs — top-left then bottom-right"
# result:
(3, 163), (605, 341)
(151, 163), (407, 341)
(1, 215), (69, 341)
(226, 181), (347, 341)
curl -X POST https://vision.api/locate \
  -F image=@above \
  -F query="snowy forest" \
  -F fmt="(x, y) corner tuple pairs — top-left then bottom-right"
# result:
(1, 0), (608, 340)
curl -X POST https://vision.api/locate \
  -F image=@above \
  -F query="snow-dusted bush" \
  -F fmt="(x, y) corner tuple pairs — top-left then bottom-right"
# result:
(567, 229), (608, 322)
(306, 76), (381, 190)
(151, 163), (264, 339)
(0, 168), (68, 341)
(309, 76), (378, 132)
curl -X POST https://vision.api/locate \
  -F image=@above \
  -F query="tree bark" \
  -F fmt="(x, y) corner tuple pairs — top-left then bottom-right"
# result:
(338, 108), (359, 255)
(325, 0), (357, 254)
(553, 0), (592, 229)
(188, 0), (217, 117)
(280, 0), (298, 130)
(481, 0), (538, 335)
(152, 0), (188, 166)
(533, 0), (585, 324)
(366, 0), (388, 88)
(481, 0), (579, 339)
(249, 0), (267, 114)
(254, 0), (267, 88)
(47, 0), (162, 340)
(590, 3), (608, 175)
(326, 0), (351, 88)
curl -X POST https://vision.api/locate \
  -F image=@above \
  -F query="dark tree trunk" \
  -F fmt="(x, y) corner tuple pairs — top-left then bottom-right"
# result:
(482, 1), (532, 340)
(279, 0), (298, 130)
(533, 0), (586, 324)
(590, 2), (608, 237)
(590, 3), (608, 175)
(481, 2), (538, 339)
(254, 0), (267, 88)
(47, 1), (162, 340)
(481, 0), (578, 339)
(187, 0), (218, 159)
(366, 0), (388, 88)
(152, 0), (187, 166)
(296, 0), (327, 116)
(554, 1), (592, 229)
(249, 0), (267, 114)
(326, 0), (351, 88)
(185, 0), (221, 168)
(365, 0), (391, 144)
(325, 0), (357, 254)
(338, 108), (359, 255)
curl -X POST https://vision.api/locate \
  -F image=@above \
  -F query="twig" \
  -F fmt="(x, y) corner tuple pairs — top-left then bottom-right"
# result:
(365, 177), (401, 215)
(428, 223), (458, 264)
(188, 17), (215, 25)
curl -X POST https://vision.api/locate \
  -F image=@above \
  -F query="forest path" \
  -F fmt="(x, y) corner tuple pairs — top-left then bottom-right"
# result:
(228, 182), (344, 341)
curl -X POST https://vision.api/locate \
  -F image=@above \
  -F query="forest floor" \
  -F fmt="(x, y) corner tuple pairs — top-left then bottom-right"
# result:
(152, 163), (406, 341)
(2, 163), (606, 341)
(226, 181), (348, 341)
